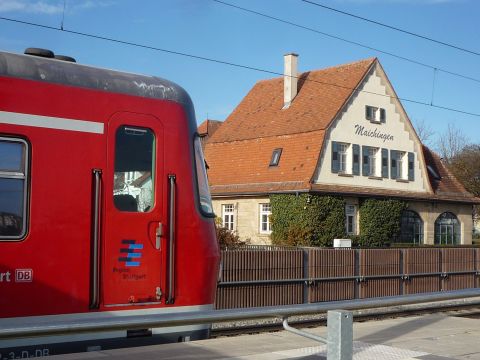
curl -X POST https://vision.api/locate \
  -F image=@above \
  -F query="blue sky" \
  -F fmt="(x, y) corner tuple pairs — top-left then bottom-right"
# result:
(0, 0), (479, 146)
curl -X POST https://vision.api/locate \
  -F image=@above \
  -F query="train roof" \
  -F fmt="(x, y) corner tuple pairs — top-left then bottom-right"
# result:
(0, 50), (194, 110)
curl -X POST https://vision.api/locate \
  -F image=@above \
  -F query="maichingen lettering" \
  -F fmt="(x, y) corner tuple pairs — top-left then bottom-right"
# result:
(354, 124), (394, 142)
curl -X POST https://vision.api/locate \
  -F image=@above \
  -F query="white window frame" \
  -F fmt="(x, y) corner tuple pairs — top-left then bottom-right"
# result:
(222, 204), (235, 231)
(259, 203), (272, 234)
(368, 147), (378, 177)
(397, 151), (406, 179)
(345, 204), (357, 235)
(365, 105), (386, 123)
(338, 143), (349, 173)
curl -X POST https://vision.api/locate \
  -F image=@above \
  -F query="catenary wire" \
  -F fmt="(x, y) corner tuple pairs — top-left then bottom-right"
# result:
(301, 0), (480, 58)
(0, 15), (479, 118)
(212, 0), (480, 84)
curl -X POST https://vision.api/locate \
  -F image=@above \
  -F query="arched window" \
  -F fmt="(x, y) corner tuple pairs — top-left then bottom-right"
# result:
(395, 210), (423, 245)
(434, 212), (460, 245)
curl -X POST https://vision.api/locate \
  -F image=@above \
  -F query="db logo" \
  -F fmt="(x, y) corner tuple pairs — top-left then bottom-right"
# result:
(15, 269), (33, 282)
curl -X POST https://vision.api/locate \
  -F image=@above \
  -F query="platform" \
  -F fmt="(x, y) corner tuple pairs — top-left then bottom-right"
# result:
(50, 314), (480, 359)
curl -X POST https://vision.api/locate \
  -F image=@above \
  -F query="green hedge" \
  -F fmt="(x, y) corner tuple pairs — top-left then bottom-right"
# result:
(356, 198), (407, 247)
(270, 194), (345, 247)
(270, 194), (406, 248)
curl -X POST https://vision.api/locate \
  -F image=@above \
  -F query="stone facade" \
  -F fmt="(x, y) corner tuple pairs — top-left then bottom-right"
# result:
(407, 201), (473, 245)
(213, 197), (271, 245)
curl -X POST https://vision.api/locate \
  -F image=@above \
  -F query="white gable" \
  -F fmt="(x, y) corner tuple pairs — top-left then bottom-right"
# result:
(314, 62), (430, 193)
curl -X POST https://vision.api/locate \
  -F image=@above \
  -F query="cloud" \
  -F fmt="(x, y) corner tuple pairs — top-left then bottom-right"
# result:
(71, 1), (113, 11)
(0, 1), (63, 14)
(0, 0), (112, 15)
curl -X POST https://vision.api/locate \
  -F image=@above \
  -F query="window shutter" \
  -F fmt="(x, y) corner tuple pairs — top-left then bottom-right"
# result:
(390, 150), (397, 179)
(352, 144), (360, 175)
(380, 108), (386, 123)
(382, 148), (388, 178)
(408, 152), (414, 181)
(331, 141), (339, 173)
(362, 146), (370, 176)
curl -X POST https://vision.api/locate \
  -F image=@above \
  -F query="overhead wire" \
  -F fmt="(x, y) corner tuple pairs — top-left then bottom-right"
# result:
(0, 15), (479, 118)
(301, 0), (480, 58)
(212, 0), (480, 84)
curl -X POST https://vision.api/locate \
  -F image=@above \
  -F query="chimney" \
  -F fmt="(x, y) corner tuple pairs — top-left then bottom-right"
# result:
(283, 53), (298, 109)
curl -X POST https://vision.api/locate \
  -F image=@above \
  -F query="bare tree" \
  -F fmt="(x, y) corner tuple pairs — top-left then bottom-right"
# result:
(413, 118), (435, 146)
(435, 123), (469, 164)
(448, 144), (480, 197)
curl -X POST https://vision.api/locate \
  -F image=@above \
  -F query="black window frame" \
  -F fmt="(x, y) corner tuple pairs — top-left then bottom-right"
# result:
(0, 136), (29, 241)
(113, 125), (155, 213)
(434, 212), (461, 245)
(269, 148), (283, 167)
(394, 210), (423, 245)
(365, 105), (376, 121)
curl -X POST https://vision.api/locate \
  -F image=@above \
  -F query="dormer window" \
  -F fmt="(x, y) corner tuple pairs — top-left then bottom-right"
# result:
(427, 165), (441, 181)
(270, 148), (282, 166)
(365, 105), (386, 124)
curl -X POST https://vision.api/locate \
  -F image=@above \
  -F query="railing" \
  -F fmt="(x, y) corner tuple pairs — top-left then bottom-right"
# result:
(1, 289), (479, 339)
(2, 289), (480, 360)
(216, 247), (480, 309)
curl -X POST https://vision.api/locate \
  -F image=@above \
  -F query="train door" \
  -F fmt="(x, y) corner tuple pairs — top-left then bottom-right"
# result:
(102, 112), (164, 306)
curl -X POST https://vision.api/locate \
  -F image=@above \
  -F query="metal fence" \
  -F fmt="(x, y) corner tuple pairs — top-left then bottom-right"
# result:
(215, 247), (480, 309)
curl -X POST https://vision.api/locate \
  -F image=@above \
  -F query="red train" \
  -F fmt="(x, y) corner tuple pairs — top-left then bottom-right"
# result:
(0, 48), (220, 356)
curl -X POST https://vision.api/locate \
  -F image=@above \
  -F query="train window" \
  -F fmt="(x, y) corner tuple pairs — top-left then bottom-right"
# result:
(194, 136), (214, 217)
(0, 138), (28, 239)
(113, 126), (155, 212)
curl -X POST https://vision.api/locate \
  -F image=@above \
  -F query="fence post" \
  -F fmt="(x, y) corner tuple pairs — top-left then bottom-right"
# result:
(400, 248), (405, 295)
(354, 249), (360, 299)
(440, 248), (444, 291)
(327, 310), (353, 360)
(475, 248), (479, 289)
(303, 248), (309, 304)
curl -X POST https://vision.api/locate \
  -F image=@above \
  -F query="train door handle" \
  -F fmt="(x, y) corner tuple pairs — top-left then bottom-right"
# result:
(155, 222), (163, 250)
(90, 169), (102, 309)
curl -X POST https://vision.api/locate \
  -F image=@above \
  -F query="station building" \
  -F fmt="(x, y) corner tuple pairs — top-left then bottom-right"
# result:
(202, 55), (479, 245)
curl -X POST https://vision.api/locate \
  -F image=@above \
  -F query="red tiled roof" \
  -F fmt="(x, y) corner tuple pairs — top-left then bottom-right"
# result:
(198, 119), (222, 136)
(209, 58), (376, 143)
(205, 130), (325, 193)
(205, 58), (374, 195)
(422, 146), (477, 201)
(203, 57), (479, 204)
